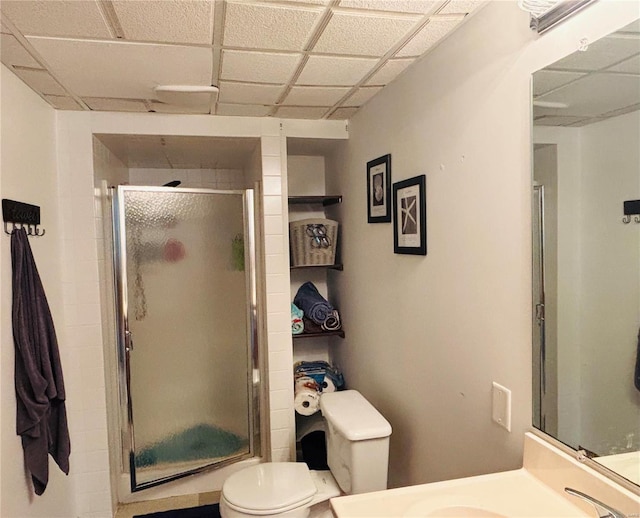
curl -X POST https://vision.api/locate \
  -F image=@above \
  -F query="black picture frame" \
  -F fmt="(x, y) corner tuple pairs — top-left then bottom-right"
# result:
(367, 154), (391, 223)
(393, 175), (426, 255)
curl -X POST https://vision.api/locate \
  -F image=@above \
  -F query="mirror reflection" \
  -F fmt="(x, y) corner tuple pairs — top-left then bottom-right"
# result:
(532, 18), (640, 486)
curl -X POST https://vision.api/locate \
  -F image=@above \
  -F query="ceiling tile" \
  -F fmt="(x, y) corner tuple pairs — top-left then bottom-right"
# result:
(533, 70), (586, 96)
(619, 19), (640, 33)
(276, 106), (329, 119)
(224, 1), (322, 51)
(608, 55), (640, 74)
(221, 49), (301, 83)
(1, 34), (41, 68)
(297, 55), (378, 86)
(218, 82), (285, 104)
(536, 73), (640, 118)
(12, 67), (67, 95)
(112, 0), (214, 45)
(365, 57), (414, 85)
(549, 35), (640, 71)
(216, 103), (273, 117)
(313, 10), (419, 56)
(328, 106), (358, 119)
(533, 114), (589, 127)
(0, 0), (112, 39)
(148, 101), (211, 114)
(599, 102), (640, 120)
(84, 97), (148, 112)
(338, 0), (438, 14)
(438, 0), (485, 15)
(283, 86), (350, 106)
(28, 37), (212, 98)
(44, 94), (82, 110)
(395, 17), (463, 57)
(344, 85), (382, 106)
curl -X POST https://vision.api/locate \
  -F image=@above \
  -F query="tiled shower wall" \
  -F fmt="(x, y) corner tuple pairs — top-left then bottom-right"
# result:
(128, 167), (247, 190)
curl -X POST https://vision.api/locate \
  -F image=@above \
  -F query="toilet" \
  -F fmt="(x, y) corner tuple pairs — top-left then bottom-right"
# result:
(220, 390), (392, 518)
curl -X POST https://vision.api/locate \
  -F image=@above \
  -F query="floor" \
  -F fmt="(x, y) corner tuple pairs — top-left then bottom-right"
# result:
(114, 491), (220, 518)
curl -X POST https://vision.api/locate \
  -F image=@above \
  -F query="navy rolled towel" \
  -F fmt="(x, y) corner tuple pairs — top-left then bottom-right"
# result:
(294, 282), (334, 325)
(321, 310), (341, 332)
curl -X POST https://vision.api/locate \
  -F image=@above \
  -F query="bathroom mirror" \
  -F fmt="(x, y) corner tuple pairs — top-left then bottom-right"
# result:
(531, 18), (640, 487)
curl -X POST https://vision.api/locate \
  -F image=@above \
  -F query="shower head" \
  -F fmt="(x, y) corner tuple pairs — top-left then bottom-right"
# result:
(163, 181), (181, 187)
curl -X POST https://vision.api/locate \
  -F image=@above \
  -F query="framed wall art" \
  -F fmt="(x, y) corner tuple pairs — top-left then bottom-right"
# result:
(393, 175), (426, 255)
(367, 154), (391, 223)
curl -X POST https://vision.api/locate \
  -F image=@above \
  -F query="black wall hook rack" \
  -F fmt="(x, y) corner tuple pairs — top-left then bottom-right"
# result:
(2, 199), (46, 236)
(623, 200), (640, 224)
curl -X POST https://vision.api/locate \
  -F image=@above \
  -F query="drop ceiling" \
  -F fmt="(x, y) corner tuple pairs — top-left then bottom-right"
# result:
(0, 0), (486, 120)
(533, 18), (640, 127)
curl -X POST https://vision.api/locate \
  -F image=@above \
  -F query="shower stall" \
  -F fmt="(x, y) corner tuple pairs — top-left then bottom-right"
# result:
(111, 185), (260, 492)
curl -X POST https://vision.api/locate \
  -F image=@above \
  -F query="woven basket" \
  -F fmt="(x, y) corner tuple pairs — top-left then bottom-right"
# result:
(289, 218), (338, 266)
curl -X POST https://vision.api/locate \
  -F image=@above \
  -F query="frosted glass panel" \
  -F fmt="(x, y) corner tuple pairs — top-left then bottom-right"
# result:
(120, 188), (252, 489)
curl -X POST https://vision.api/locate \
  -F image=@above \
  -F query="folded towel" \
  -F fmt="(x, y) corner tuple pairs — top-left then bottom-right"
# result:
(303, 317), (323, 334)
(321, 310), (341, 332)
(291, 303), (304, 335)
(294, 282), (334, 325)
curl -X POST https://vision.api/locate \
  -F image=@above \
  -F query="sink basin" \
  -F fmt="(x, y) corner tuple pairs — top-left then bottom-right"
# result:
(403, 502), (507, 518)
(424, 506), (507, 518)
(403, 496), (508, 517)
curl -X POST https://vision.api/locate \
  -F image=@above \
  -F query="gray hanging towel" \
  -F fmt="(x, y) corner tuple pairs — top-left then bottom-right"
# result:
(635, 327), (640, 392)
(11, 228), (70, 495)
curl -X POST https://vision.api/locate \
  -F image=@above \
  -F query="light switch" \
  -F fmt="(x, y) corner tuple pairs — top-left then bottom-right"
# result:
(492, 382), (511, 432)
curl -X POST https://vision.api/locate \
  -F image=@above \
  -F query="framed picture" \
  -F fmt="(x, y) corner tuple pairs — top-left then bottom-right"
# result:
(393, 175), (426, 255)
(367, 154), (391, 223)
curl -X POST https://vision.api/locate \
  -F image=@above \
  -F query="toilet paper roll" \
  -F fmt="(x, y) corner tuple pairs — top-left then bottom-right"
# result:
(319, 377), (336, 393)
(294, 386), (320, 416)
(295, 376), (319, 391)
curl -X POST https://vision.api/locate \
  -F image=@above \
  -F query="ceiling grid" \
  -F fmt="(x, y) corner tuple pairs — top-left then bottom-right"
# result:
(0, 0), (487, 120)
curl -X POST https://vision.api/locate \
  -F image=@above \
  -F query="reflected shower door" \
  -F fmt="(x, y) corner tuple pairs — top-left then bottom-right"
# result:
(532, 185), (546, 431)
(113, 186), (257, 491)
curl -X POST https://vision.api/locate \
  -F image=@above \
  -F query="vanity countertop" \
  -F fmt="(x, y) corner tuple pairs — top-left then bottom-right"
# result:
(594, 451), (640, 486)
(330, 467), (584, 517)
(330, 433), (640, 518)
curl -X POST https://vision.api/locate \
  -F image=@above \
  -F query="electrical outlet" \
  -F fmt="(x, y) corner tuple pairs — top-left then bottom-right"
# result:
(492, 382), (511, 432)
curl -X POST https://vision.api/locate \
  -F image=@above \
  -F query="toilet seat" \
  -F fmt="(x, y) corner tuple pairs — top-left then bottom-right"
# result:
(222, 462), (317, 515)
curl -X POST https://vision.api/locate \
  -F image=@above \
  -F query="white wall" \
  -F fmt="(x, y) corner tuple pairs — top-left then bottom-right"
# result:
(579, 111), (640, 453)
(534, 110), (640, 455)
(533, 125), (583, 448)
(330, 0), (639, 488)
(0, 66), (75, 517)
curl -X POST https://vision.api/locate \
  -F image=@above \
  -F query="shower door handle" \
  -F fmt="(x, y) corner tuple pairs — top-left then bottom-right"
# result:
(125, 330), (134, 352)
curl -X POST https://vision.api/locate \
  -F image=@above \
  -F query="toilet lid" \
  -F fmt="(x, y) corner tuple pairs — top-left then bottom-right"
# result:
(223, 462), (317, 515)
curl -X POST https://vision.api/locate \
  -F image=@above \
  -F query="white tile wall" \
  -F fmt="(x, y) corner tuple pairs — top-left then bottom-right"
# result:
(57, 118), (113, 517)
(129, 167), (247, 189)
(261, 134), (296, 463)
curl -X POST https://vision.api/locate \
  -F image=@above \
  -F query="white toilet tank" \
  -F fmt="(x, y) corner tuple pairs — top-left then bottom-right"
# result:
(320, 390), (392, 495)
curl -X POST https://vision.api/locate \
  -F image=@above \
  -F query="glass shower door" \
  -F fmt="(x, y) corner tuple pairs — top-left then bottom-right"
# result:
(113, 186), (257, 491)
